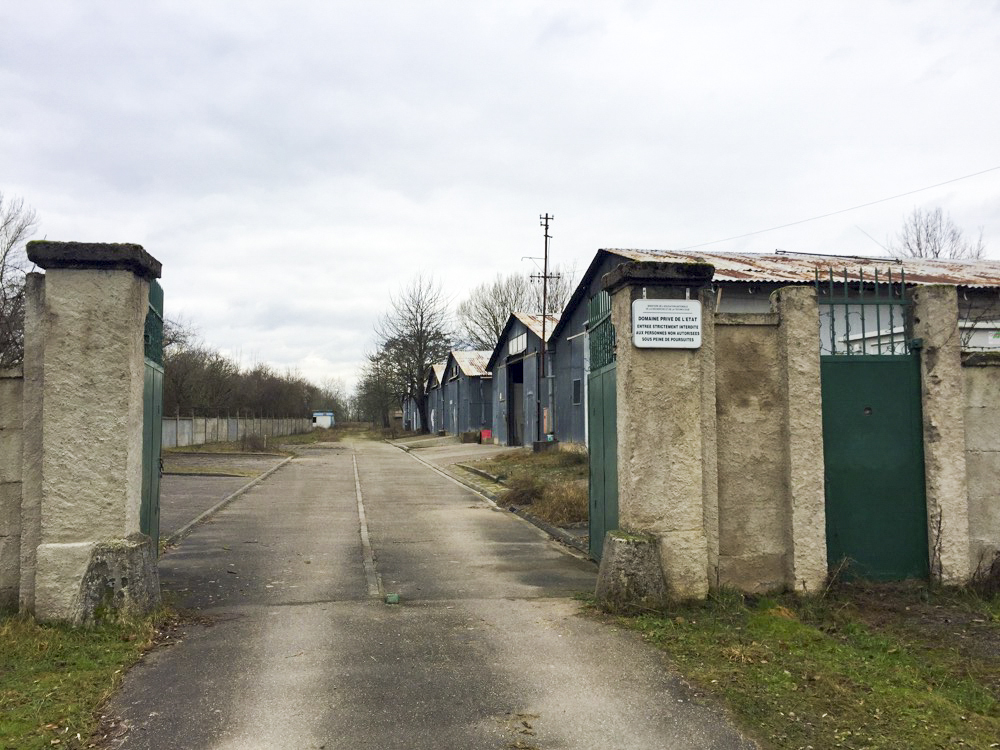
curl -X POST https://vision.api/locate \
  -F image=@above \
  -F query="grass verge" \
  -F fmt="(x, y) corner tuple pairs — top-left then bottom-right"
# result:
(608, 585), (1000, 749)
(0, 609), (172, 749)
(468, 449), (589, 525)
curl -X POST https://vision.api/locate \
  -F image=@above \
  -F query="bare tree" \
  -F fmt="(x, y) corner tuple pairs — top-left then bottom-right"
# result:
(456, 266), (576, 350)
(163, 315), (198, 354)
(456, 273), (532, 350)
(889, 207), (985, 260)
(0, 191), (39, 368)
(374, 275), (452, 433)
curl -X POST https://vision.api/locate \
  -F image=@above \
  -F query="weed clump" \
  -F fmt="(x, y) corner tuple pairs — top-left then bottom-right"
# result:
(532, 480), (588, 525)
(502, 475), (544, 506)
(240, 433), (267, 452)
(971, 550), (1000, 598)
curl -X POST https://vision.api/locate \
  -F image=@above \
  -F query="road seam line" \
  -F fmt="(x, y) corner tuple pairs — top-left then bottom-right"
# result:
(397, 446), (593, 561)
(353, 453), (383, 598)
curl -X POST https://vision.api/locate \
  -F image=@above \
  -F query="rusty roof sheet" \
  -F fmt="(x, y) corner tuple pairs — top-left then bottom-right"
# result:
(603, 249), (1000, 287)
(450, 350), (492, 377)
(512, 312), (561, 341)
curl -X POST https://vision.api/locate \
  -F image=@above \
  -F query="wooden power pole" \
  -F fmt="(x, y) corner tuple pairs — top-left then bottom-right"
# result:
(532, 214), (559, 443)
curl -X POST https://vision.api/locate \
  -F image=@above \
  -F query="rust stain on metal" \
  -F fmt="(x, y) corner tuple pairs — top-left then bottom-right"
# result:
(513, 312), (560, 341)
(451, 350), (492, 377)
(602, 249), (1000, 288)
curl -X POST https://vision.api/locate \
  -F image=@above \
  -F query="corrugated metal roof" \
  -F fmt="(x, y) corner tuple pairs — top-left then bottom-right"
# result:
(512, 311), (561, 341)
(604, 249), (1000, 287)
(450, 350), (492, 377)
(426, 363), (445, 386)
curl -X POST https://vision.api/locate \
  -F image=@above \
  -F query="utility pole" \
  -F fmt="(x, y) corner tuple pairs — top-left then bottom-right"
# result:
(531, 214), (559, 443)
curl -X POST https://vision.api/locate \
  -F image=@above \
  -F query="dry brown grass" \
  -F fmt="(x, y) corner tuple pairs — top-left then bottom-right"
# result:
(501, 475), (545, 506)
(530, 479), (588, 525)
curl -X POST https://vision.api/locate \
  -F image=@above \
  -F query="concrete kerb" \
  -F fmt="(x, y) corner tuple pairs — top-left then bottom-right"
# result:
(162, 455), (295, 548)
(454, 462), (502, 484)
(397, 446), (591, 558)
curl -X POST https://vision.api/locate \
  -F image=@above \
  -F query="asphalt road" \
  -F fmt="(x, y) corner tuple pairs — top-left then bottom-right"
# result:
(159, 453), (288, 537)
(107, 440), (753, 750)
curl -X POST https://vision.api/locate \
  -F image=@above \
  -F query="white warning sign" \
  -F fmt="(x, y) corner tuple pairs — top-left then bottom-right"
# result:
(632, 299), (702, 349)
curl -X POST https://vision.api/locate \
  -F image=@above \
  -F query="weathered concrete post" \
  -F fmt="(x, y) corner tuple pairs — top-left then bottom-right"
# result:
(18, 273), (45, 612)
(601, 261), (716, 601)
(912, 284), (970, 584)
(774, 286), (827, 592)
(25, 241), (162, 623)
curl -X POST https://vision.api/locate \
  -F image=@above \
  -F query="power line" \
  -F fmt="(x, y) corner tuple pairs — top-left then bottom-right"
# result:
(670, 164), (1000, 252)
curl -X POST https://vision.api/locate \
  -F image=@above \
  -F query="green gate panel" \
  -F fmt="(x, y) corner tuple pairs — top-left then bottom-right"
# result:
(821, 355), (928, 580)
(588, 363), (618, 561)
(141, 280), (164, 555)
(141, 362), (163, 552)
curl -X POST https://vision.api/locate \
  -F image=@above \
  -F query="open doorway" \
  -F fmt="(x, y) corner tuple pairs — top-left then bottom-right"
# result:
(507, 359), (524, 446)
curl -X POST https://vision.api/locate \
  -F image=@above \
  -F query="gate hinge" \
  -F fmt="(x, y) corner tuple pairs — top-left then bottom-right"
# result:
(909, 337), (924, 350)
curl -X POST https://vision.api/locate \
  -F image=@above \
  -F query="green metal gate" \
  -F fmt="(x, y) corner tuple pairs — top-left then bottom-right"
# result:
(141, 280), (164, 554)
(588, 291), (618, 561)
(818, 268), (928, 580)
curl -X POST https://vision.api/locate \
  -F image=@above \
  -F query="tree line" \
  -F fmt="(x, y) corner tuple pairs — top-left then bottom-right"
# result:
(162, 320), (349, 420)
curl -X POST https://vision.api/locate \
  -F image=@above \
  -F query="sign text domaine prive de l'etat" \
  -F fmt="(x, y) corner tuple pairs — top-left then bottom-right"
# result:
(632, 299), (702, 348)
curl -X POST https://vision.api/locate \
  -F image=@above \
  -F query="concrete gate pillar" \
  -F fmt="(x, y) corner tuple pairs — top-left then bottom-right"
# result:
(912, 284), (970, 584)
(774, 286), (827, 592)
(25, 241), (162, 623)
(602, 261), (716, 600)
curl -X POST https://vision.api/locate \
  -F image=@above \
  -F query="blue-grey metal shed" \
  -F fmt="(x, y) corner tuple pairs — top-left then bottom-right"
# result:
(486, 312), (559, 446)
(441, 350), (493, 436)
(424, 363), (446, 433)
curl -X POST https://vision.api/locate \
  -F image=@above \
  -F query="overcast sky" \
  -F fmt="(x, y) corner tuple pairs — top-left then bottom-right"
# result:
(4, 1), (999, 390)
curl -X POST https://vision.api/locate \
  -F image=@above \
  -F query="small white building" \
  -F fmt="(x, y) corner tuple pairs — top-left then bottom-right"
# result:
(312, 411), (335, 429)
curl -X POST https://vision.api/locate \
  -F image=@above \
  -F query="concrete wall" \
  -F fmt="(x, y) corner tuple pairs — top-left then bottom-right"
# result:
(963, 356), (1000, 569)
(0, 368), (23, 610)
(603, 262), (998, 600)
(714, 314), (788, 591)
(603, 260), (827, 599)
(161, 416), (312, 449)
